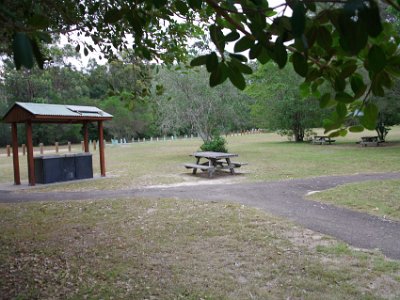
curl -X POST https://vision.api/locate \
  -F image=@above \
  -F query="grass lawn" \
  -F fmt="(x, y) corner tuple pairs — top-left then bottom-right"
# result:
(308, 179), (400, 221)
(1, 127), (399, 191)
(1, 128), (400, 299)
(1, 197), (400, 299)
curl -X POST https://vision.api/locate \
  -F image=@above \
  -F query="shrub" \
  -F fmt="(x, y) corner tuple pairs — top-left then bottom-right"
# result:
(200, 136), (228, 153)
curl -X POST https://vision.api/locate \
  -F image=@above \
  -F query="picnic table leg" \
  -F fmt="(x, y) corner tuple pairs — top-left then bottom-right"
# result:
(193, 157), (200, 174)
(226, 158), (235, 174)
(208, 159), (216, 178)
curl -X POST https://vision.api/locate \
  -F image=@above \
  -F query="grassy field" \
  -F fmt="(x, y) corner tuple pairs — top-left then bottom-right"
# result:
(1, 128), (400, 299)
(1, 127), (399, 191)
(1, 197), (400, 299)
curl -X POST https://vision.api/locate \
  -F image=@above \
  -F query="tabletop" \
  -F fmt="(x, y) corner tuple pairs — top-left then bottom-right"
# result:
(191, 151), (238, 159)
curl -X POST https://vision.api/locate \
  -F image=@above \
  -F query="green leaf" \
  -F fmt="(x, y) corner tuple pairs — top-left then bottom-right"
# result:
(349, 125), (364, 132)
(350, 75), (367, 98)
(368, 45), (387, 73)
(334, 76), (346, 92)
(175, 0), (188, 14)
(210, 25), (225, 53)
(206, 52), (218, 72)
(336, 102), (347, 119)
(229, 59), (252, 74)
(360, 103), (378, 130)
(316, 26), (332, 50)
(319, 93), (331, 108)
(273, 38), (287, 69)
(227, 65), (246, 90)
(210, 62), (228, 87)
(31, 39), (45, 69)
(234, 36), (255, 53)
(190, 55), (208, 67)
(257, 47), (271, 64)
(229, 53), (247, 62)
(188, 0), (202, 9)
(363, 0), (382, 37)
(340, 63), (357, 78)
(291, 2), (306, 38)
(225, 31), (240, 42)
(104, 8), (124, 23)
(12, 33), (34, 69)
(335, 92), (354, 103)
(292, 52), (308, 77)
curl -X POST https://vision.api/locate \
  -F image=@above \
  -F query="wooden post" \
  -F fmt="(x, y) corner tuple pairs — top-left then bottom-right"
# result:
(93, 140), (96, 151)
(39, 143), (44, 154)
(11, 123), (20, 185)
(98, 121), (106, 177)
(22, 144), (26, 156)
(26, 121), (35, 186)
(68, 142), (71, 152)
(83, 122), (89, 153)
(55, 142), (59, 153)
(6, 145), (10, 157)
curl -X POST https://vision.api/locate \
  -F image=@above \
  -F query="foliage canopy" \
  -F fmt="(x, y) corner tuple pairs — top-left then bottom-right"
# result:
(1, 0), (400, 134)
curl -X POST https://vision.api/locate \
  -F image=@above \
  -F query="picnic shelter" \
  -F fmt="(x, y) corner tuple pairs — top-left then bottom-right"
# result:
(2, 102), (113, 186)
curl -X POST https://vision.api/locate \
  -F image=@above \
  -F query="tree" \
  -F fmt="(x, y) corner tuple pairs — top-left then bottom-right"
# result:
(246, 62), (325, 141)
(372, 80), (400, 141)
(1, 0), (400, 134)
(155, 66), (253, 141)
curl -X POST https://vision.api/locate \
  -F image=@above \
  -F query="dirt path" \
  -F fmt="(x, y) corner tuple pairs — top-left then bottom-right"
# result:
(1, 172), (400, 259)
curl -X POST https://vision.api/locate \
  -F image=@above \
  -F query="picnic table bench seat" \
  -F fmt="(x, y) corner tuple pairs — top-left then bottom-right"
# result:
(312, 136), (336, 145)
(184, 163), (212, 170)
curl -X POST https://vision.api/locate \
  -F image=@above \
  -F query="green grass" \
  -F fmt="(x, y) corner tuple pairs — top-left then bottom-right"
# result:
(308, 179), (400, 221)
(1, 126), (399, 191)
(1, 198), (400, 299)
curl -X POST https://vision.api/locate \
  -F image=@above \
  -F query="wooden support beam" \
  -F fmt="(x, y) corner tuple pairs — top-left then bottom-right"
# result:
(83, 122), (89, 153)
(98, 121), (106, 177)
(25, 121), (35, 186)
(11, 123), (20, 185)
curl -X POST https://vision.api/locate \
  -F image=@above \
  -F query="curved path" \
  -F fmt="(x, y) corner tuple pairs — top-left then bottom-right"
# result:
(1, 172), (400, 259)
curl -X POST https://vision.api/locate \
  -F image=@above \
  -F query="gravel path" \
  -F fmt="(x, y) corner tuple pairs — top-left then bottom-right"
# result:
(1, 172), (400, 259)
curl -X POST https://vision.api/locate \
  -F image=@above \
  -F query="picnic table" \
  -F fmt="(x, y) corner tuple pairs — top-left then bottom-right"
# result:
(360, 136), (382, 147)
(184, 151), (245, 178)
(311, 136), (336, 145)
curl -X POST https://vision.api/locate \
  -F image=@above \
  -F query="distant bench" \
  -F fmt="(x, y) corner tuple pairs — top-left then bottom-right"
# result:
(359, 136), (384, 147)
(312, 136), (336, 145)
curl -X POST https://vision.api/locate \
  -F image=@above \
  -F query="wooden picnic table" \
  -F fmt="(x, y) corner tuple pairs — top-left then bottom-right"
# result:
(312, 136), (336, 145)
(185, 151), (245, 178)
(360, 136), (382, 147)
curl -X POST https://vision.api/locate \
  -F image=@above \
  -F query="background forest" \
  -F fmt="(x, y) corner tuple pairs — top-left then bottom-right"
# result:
(1, 43), (400, 147)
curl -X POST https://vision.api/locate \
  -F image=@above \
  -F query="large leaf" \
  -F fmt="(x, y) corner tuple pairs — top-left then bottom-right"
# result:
(227, 64), (246, 90)
(104, 8), (124, 23)
(368, 45), (387, 73)
(190, 55), (208, 67)
(206, 52), (218, 72)
(292, 52), (308, 77)
(336, 102), (347, 119)
(349, 125), (364, 132)
(209, 25), (225, 53)
(13, 33), (34, 69)
(234, 36), (255, 53)
(350, 74), (367, 98)
(291, 2), (306, 38)
(210, 62), (228, 87)
(273, 37), (287, 68)
(360, 103), (378, 130)
(335, 92), (354, 103)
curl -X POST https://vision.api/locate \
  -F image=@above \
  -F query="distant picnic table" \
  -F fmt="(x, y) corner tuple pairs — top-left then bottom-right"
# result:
(185, 151), (246, 178)
(360, 136), (383, 147)
(311, 136), (336, 145)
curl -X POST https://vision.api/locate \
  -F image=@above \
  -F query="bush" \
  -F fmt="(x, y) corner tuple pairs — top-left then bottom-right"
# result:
(200, 136), (228, 153)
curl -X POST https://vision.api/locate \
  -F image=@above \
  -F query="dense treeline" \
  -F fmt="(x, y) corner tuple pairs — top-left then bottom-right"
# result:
(1, 44), (399, 147)
(0, 46), (254, 146)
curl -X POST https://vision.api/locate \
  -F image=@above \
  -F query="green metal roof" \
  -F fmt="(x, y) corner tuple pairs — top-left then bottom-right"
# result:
(15, 102), (113, 118)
